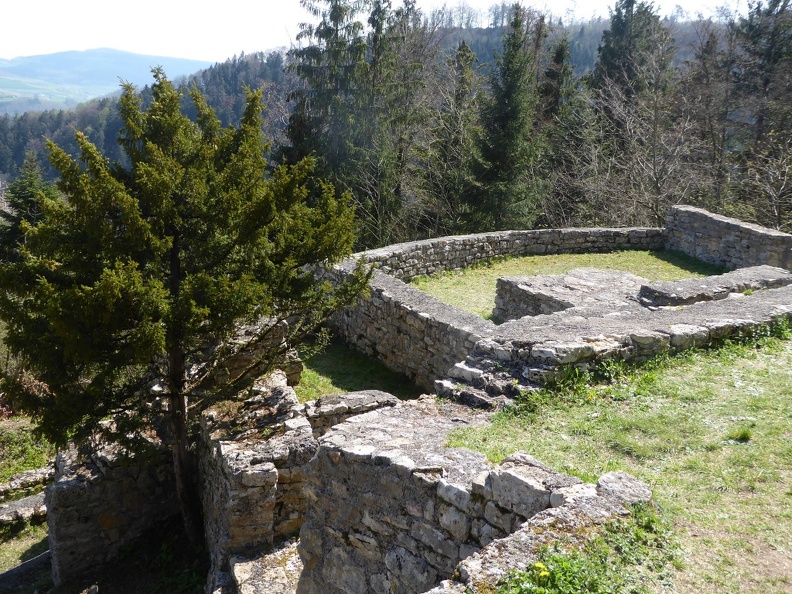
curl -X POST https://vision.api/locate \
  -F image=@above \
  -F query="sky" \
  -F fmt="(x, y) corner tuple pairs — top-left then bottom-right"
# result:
(1, 0), (747, 63)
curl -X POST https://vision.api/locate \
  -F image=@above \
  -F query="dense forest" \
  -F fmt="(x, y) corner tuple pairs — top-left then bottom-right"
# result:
(1, 0), (790, 248)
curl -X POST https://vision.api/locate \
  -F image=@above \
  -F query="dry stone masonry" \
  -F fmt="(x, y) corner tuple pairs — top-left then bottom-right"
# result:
(200, 371), (401, 591)
(40, 206), (792, 593)
(199, 372), (317, 580)
(296, 398), (653, 594)
(638, 264), (792, 306)
(359, 227), (664, 282)
(330, 206), (792, 407)
(666, 205), (792, 270)
(45, 445), (177, 586)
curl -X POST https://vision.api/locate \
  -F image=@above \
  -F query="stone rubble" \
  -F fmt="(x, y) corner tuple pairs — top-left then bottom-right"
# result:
(0, 467), (54, 502)
(230, 539), (302, 594)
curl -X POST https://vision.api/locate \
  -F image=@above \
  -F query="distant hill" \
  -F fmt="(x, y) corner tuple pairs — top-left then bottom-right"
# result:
(0, 49), (213, 115)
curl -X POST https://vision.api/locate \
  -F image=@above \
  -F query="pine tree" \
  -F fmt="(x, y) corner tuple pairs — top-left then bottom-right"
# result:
(0, 153), (58, 262)
(470, 4), (547, 231)
(0, 71), (368, 539)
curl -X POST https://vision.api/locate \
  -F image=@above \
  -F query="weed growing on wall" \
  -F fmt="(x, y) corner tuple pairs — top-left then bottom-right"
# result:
(498, 503), (679, 594)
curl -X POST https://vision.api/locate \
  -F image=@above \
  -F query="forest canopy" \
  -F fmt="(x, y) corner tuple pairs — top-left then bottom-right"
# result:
(1, 0), (791, 242)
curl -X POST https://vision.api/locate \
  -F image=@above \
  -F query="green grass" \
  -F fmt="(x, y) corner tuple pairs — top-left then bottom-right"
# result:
(0, 419), (54, 483)
(295, 339), (423, 402)
(0, 520), (48, 576)
(448, 332), (792, 594)
(411, 250), (726, 319)
(499, 503), (679, 594)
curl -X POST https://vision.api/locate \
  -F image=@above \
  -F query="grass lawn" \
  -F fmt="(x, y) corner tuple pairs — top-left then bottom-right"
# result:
(411, 250), (726, 319)
(449, 334), (792, 594)
(295, 338), (423, 402)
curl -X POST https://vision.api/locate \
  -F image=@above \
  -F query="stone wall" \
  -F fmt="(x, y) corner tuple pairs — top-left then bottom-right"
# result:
(360, 228), (664, 282)
(199, 373), (317, 581)
(332, 266), (497, 390)
(331, 209), (792, 403)
(200, 372), (401, 589)
(45, 446), (177, 586)
(297, 398), (652, 594)
(493, 268), (647, 321)
(665, 205), (792, 271)
(331, 229), (659, 390)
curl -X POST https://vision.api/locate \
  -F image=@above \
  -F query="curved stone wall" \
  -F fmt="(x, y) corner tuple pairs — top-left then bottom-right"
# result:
(359, 227), (664, 282)
(332, 228), (663, 389)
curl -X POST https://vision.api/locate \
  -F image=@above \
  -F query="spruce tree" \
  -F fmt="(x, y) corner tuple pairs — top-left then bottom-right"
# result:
(0, 153), (58, 262)
(421, 41), (482, 234)
(471, 4), (546, 231)
(0, 70), (368, 539)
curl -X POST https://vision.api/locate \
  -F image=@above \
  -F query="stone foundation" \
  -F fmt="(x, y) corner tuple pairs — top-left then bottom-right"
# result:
(199, 372), (403, 588)
(638, 264), (792, 306)
(493, 268), (647, 320)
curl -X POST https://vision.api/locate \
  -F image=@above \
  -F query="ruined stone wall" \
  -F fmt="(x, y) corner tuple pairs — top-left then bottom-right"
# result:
(360, 228), (664, 282)
(332, 267), (496, 390)
(199, 373), (318, 580)
(666, 205), (792, 270)
(297, 399), (652, 594)
(332, 229), (661, 390)
(199, 373), (402, 589)
(45, 447), (177, 586)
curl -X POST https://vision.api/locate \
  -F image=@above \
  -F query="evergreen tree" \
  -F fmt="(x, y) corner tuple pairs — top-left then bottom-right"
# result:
(421, 41), (482, 234)
(470, 4), (547, 231)
(0, 71), (368, 539)
(0, 153), (58, 262)
(589, 0), (669, 98)
(733, 0), (792, 143)
(283, 0), (369, 173)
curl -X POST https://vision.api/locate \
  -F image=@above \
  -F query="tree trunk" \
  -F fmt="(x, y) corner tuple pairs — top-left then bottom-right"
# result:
(169, 386), (203, 545)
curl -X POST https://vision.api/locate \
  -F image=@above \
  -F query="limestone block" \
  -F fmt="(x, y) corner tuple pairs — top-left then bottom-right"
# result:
(667, 324), (710, 350)
(385, 546), (438, 593)
(439, 503), (470, 542)
(549, 482), (598, 507)
(436, 479), (472, 512)
(597, 471), (652, 505)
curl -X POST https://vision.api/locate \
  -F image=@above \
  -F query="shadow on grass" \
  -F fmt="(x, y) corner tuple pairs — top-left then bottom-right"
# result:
(652, 249), (729, 276)
(298, 339), (423, 402)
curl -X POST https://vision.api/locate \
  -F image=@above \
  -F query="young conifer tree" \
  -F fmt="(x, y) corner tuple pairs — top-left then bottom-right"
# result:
(0, 70), (368, 538)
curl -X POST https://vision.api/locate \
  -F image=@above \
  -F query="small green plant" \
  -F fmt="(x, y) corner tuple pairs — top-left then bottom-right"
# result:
(726, 425), (753, 443)
(544, 366), (596, 404)
(498, 503), (679, 594)
(0, 420), (54, 482)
